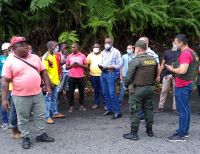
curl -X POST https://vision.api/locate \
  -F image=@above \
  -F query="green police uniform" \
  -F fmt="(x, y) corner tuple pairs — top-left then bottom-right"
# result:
(123, 40), (158, 141)
(124, 53), (157, 129)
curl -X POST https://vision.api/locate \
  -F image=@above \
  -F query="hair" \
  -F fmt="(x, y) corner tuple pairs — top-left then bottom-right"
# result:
(175, 34), (188, 45)
(139, 37), (149, 45)
(47, 41), (57, 49)
(71, 42), (79, 48)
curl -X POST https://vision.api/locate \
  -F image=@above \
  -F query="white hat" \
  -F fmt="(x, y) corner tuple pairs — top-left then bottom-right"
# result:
(1, 43), (10, 51)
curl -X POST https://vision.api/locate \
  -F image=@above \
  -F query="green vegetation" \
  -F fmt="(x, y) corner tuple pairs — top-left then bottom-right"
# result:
(1, 0), (200, 54)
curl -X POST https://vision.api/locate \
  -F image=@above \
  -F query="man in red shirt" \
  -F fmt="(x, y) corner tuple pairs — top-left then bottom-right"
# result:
(166, 34), (199, 141)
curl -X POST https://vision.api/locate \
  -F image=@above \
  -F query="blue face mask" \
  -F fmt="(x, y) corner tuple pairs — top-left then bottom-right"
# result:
(127, 49), (133, 54)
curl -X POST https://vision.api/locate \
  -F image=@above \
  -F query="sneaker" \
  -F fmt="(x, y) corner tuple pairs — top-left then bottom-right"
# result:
(1, 123), (10, 130)
(36, 133), (55, 142)
(68, 106), (74, 113)
(79, 105), (86, 111)
(185, 132), (190, 138)
(53, 113), (65, 118)
(22, 137), (31, 149)
(92, 104), (99, 109)
(154, 108), (163, 113)
(46, 118), (54, 124)
(167, 133), (186, 142)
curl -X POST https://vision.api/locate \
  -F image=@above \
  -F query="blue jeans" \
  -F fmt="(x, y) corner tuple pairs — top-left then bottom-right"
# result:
(57, 72), (69, 92)
(100, 72), (120, 114)
(9, 93), (18, 128)
(119, 79), (125, 105)
(175, 83), (192, 137)
(90, 76), (105, 105)
(45, 86), (59, 119)
(0, 107), (8, 124)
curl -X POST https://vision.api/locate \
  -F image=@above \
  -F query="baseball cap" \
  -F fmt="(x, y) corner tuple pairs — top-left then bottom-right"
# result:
(10, 36), (26, 47)
(134, 40), (147, 50)
(1, 43), (10, 51)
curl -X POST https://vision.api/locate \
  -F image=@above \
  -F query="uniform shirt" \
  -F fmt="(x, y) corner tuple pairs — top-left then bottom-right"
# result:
(87, 52), (102, 76)
(2, 54), (45, 96)
(124, 53), (157, 87)
(146, 48), (160, 64)
(100, 47), (121, 70)
(175, 49), (193, 87)
(42, 52), (60, 85)
(0, 55), (7, 75)
(121, 53), (135, 77)
(66, 52), (87, 78)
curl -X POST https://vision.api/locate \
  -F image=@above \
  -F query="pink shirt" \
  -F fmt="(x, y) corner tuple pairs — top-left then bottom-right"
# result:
(175, 49), (193, 87)
(2, 54), (45, 96)
(66, 52), (87, 78)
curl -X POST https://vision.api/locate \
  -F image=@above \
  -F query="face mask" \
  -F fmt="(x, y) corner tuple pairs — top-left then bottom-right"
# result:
(104, 43), (111, 50)
(54, 46), (59, 53)
(127, 49), (132, 54)
(172, 43), (178, 51)
(93, 48), (100, 54)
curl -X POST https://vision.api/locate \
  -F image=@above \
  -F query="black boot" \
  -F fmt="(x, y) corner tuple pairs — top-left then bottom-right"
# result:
(36, 133), (55, 142)
(22, 137), (31, 149)
(146, 126), (154, 137)
(123, 126), (138, 141)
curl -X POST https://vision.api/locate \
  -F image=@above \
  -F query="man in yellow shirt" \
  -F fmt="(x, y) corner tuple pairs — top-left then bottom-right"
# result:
(42, 41), (65, 124)
(87, 43), (105, 109)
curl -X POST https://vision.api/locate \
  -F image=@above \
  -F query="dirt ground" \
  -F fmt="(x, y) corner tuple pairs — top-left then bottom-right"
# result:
(0, 93), (200, 154)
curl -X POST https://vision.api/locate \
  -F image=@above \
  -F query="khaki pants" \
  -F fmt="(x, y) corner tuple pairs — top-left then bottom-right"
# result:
(158, 74), (176, 110)
(13, 92), (45, 137)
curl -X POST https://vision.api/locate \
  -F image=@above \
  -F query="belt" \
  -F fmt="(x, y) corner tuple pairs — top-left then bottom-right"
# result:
(135, 84), (154, 87)
(102, 70), (116, 73)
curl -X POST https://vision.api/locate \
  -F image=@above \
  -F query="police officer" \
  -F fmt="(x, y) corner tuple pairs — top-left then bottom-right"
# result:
(123, 40), (159, 141)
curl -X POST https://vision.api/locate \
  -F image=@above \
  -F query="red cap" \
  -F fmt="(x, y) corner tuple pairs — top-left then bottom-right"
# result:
(10, 36), (26, 47)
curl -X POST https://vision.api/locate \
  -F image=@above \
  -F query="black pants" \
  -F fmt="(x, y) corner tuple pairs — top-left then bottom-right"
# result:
(68, 77), (84, 106)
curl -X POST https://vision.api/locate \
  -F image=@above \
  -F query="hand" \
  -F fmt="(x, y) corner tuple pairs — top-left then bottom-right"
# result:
(120, 75), (123, 81)
(156, 76), (160, 83)
(45, 87), (52, 96)
(165, 64), (173, 72)
(2, 100), (10, 112)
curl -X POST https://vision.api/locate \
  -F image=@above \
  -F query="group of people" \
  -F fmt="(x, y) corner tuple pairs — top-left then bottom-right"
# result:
(0, 34), (199, 150)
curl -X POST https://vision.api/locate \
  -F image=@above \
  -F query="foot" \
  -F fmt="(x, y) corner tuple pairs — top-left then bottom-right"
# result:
(92, 104), (99, 109)
(123, 132), (138, 141)
(11, 128), (21, 139)
(1, 123), (10, 130)
(146, 127), (154, 137)
(79, 105), (86, 111)
(104, 106), (107, 111)
(53, 113), (65, 118)
(46, 118), (54, 124)
(172, 109), (178, 115)
(36, 133), (55, 142)
(68, 106), (74, 113)
(185, 132), (190, 138)
(103, 111), (113, 116)
(167, 133), (186, 142)
(112, 113), (122, 119)
(22, 137), (31, 149)
(154, 108), (163, 113)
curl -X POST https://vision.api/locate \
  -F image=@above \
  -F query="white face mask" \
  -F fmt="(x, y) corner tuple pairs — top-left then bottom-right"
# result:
(127, 49), (133, 54)
(172, 43), (178, 51)
(93, 48), (100, 54)
(104, 43), (111, 50)
(54, 46), (59, 53)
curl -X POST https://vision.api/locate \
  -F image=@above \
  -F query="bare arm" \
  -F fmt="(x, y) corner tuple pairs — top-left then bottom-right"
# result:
(165, 64), (189, 74)
(40, 70), (52, 94)
(158, 59), (165, 77)
(1, 77), (11, 111)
